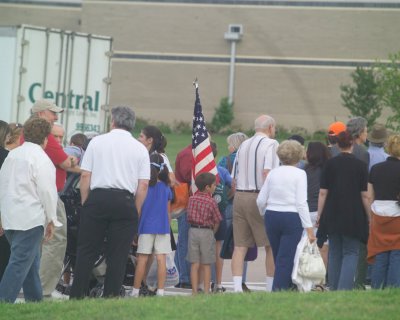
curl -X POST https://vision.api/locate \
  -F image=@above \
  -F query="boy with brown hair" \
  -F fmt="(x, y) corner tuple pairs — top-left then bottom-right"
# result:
(187, 172), (222, 295)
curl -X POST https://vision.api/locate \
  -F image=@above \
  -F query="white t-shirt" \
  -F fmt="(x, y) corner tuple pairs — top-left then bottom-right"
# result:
(256, 165), (312, 228)
(0, 142), (60, 231)
(81, 129), (150, 194)
(233, 133), (279, 190)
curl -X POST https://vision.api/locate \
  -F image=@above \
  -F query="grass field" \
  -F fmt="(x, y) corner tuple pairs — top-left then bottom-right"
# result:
(2, 290), (399, 320)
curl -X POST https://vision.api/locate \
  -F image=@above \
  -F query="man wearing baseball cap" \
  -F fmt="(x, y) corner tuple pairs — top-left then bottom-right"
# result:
(327, 121), (346, 155)
(28, 99), (78, 299)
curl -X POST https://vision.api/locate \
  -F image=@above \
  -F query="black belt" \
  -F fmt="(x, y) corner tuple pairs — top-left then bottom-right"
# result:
(190, 224), (213, 229)
(93, 188), (134, 196)
(236, 189), (260, 193)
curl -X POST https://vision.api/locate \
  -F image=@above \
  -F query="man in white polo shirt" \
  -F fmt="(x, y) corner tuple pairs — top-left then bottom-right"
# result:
(70, 106), (150, 299)
(231, 115), (279, 292)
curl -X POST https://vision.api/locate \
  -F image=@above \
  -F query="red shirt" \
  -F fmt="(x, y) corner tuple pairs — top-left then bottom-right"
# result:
(187, 191), (222, 227)
(175, 145), (192, 184)
(21, 133), (68, 192)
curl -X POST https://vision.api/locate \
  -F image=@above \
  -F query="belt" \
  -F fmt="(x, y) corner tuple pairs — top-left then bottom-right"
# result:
(93, 188), (134, 196)
(236, 189), (260, 193)
(190, 224), (213, 230)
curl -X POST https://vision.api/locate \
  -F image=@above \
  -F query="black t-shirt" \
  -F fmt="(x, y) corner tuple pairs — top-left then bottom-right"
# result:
(305, 166), (321, 212)
(369, 157), (400, 200)
(319, 152), (369, 243)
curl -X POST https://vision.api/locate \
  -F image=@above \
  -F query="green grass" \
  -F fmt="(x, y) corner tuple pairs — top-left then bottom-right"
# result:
(2, 290), (400, 320)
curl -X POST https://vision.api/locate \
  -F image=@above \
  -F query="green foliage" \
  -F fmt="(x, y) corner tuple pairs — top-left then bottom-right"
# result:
(340, 66), (382, 128)
(210, 97), (234, 133)
(377, 52), (400, 131)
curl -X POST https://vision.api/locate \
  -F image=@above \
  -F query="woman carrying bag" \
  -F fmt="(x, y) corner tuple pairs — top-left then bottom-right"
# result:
(257, 140), (316, 291)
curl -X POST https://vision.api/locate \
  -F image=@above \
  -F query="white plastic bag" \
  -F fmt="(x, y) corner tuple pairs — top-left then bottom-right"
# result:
(292, 234), (326, 292)
(146, 252), (179, 288)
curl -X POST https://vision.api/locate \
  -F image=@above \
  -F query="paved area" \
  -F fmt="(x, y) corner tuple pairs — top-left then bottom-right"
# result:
(15, 247), (268, 302)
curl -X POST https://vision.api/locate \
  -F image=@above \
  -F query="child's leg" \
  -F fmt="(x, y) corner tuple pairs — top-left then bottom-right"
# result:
(144, 254), (155, 286)
(215, 240), (224, 287)
(191, 263), (200, 295)
(155, 254), (167, 290)
(133, 254), (150, 289)
(202, 264), (211, 294)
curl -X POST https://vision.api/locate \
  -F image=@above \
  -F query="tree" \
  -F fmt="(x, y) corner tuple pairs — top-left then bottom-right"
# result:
(210, 97), (234, 133)
(377, 52), (400, 131)
(340, 66), (382, 128)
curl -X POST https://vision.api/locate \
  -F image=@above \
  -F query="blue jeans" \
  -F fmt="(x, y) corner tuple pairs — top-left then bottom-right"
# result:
(174, 212), (191, 284)
(328, 234), (360, 291)
(225, 203), (248, 282)
(0, 226), (43, 303)
(371, 250), (400, 289)
(264, 210), (303, 291)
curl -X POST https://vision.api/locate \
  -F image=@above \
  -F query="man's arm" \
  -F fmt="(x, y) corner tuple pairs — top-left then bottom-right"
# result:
(59, 155), (79, 171)
(135, 179), (149, 216)
(80, 170), (92, 205)
(262, 169), (271, 182)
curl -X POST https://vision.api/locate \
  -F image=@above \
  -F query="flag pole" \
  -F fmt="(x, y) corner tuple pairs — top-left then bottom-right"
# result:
(193, 77), (198, 89)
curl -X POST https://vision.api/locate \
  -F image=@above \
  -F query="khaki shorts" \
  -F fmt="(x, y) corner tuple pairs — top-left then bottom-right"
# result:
(137, 234), (172, 254)
(186, 228), (216, 264)
(233, 192), (269, 247)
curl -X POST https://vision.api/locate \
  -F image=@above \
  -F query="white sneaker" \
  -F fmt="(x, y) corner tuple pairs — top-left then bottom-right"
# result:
(129, 288), (139, 298)
(50, 290), (69, 300)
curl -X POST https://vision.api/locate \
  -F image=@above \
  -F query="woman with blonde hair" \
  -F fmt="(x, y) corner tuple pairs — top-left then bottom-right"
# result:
(368, 134), (400, 289)
(257, 140), (315, 291)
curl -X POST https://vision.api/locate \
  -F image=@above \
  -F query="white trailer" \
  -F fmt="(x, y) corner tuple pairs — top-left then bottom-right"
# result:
(0, 24), (113, 141)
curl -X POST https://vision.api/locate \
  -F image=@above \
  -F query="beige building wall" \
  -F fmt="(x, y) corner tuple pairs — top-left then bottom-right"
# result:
(0, 3), (81, 31)
(2, 1), (400, 132)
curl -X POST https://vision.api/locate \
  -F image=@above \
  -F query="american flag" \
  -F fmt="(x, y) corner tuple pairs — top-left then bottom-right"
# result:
(191, 86), (219, 193)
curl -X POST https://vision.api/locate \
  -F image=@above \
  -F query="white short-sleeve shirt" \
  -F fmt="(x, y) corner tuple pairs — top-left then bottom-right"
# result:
(81, 129), (150, 194)
(233, 133), (279, 190)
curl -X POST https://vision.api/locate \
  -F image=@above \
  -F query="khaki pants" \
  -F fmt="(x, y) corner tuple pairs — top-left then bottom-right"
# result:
(40, 197), (67, 295)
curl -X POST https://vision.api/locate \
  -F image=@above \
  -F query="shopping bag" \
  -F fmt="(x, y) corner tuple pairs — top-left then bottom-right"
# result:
(220, 224), (258, 261)
(165, 252), (179, 287)
(298, 240), (326, 281)
(146, 252), (179, 288)
(292, 234), (314, 292)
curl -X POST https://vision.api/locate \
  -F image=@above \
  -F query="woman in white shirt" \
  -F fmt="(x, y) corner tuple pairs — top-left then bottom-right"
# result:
(0, 118), (60, 303)
(257, 140), (315, 291)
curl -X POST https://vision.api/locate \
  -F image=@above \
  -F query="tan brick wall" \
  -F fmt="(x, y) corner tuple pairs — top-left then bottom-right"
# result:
(0, 4), (81, 31)
(82, 2), (400, 60)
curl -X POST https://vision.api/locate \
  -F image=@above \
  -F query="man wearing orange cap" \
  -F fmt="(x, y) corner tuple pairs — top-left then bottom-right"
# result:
(326, 121), (346, 155)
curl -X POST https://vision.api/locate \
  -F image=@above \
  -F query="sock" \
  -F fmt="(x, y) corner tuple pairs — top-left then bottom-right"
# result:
(156, 289), (164, 296)
(233, 276), (243, 292)
(266, 276), (274, 292)
(130, 287), (140, 297)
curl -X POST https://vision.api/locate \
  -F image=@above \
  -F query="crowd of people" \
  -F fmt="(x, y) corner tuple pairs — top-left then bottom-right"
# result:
(0, 99), (400, 303)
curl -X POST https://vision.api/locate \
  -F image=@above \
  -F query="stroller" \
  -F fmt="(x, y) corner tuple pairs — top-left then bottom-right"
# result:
(59, 173), (136, 297)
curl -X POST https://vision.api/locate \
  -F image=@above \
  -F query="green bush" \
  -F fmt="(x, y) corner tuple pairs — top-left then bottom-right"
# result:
(210, 97), (234, 133)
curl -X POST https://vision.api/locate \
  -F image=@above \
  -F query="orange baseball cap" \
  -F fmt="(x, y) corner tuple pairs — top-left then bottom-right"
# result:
(328, 121), (346, 136)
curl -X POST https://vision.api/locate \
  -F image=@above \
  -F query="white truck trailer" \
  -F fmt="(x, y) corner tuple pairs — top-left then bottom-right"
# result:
(0, 25), (113, 141)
